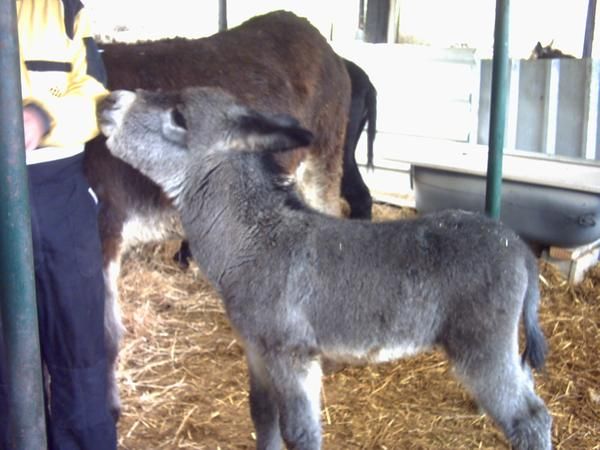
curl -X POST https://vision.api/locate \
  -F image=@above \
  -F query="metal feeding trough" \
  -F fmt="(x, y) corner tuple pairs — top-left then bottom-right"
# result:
(409, 144), (600, 248)
(413, 165), (600, 248)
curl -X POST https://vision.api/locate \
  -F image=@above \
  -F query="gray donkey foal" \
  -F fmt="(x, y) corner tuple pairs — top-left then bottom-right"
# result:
(98, 87), (552, 450)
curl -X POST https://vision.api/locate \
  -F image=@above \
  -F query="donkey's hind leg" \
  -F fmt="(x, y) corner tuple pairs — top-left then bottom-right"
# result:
(452, 345), (552, 450)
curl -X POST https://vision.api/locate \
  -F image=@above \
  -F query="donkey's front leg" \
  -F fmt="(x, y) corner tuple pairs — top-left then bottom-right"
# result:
(264, 353), (323, 450)
(246, 346), (283, 450)
(103, 257), (126, 422)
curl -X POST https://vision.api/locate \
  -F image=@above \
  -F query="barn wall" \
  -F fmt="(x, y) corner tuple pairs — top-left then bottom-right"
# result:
(333, 42), (600, 205)
(333, 41), (599, 162)
(477, 59), (600, 160)
(333, 41), (478, 142)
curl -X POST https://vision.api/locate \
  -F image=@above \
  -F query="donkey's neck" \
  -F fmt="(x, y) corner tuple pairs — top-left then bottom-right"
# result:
(179, 153), (294, 284)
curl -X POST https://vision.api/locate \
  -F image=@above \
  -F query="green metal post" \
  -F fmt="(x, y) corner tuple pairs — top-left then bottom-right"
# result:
(218, 0), (228, 32)
(0, 0), (48, 448)
(485, 0), (510, 219)
(582, 0), (596, 58)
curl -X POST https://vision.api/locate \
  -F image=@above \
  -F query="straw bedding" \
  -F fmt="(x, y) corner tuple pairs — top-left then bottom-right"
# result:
(115, 203), (600, 449)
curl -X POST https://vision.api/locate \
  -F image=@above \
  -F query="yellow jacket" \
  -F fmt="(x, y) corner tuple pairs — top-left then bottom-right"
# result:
(17, 0), (108, 152)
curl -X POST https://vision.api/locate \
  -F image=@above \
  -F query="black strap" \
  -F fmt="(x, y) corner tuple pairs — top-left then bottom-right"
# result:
(61, 0), (84, 39)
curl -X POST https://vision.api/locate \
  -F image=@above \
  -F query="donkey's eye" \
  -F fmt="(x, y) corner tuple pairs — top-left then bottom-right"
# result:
(172, 107), (187, 129)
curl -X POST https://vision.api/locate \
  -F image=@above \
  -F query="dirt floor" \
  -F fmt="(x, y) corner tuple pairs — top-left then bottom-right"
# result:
(115, 203), (600, 450)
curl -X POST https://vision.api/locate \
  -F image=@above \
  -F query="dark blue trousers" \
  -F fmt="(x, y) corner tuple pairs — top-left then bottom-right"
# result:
(0, 154), (116, 450)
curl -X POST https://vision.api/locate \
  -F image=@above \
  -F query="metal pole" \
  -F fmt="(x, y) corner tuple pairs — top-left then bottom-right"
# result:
(0, 0), (48, 448)
(485, 0), (510, 219)
(582, 0), (596, 58)
(218, 0), (227, 32)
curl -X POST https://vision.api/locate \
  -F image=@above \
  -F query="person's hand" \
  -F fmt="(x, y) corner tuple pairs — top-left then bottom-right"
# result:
(23, 106), (48, 151)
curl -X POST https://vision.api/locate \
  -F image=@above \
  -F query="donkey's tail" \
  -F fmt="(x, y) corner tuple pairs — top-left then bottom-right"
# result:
(521, 256), (548, 370)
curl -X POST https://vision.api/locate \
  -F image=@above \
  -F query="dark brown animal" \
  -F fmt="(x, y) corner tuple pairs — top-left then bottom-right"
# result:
(84, 10), (352, 420)
(342, 58), (377, 219)
(530, 41), (576, 59)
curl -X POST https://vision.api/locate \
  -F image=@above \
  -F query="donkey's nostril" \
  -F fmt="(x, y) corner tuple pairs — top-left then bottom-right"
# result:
(100, 90), (137, 113)
(104, 96), (117, 109)
(98, 113), (114, 126)
(97, 90), (138, 137)
(98, 96), (117, 117)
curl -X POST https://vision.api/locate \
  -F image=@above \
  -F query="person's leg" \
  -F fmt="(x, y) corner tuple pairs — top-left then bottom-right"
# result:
(30, 155), (117, 450)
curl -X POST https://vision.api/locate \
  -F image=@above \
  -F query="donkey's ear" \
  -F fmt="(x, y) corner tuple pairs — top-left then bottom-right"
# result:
(228, 109), (313, 153)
